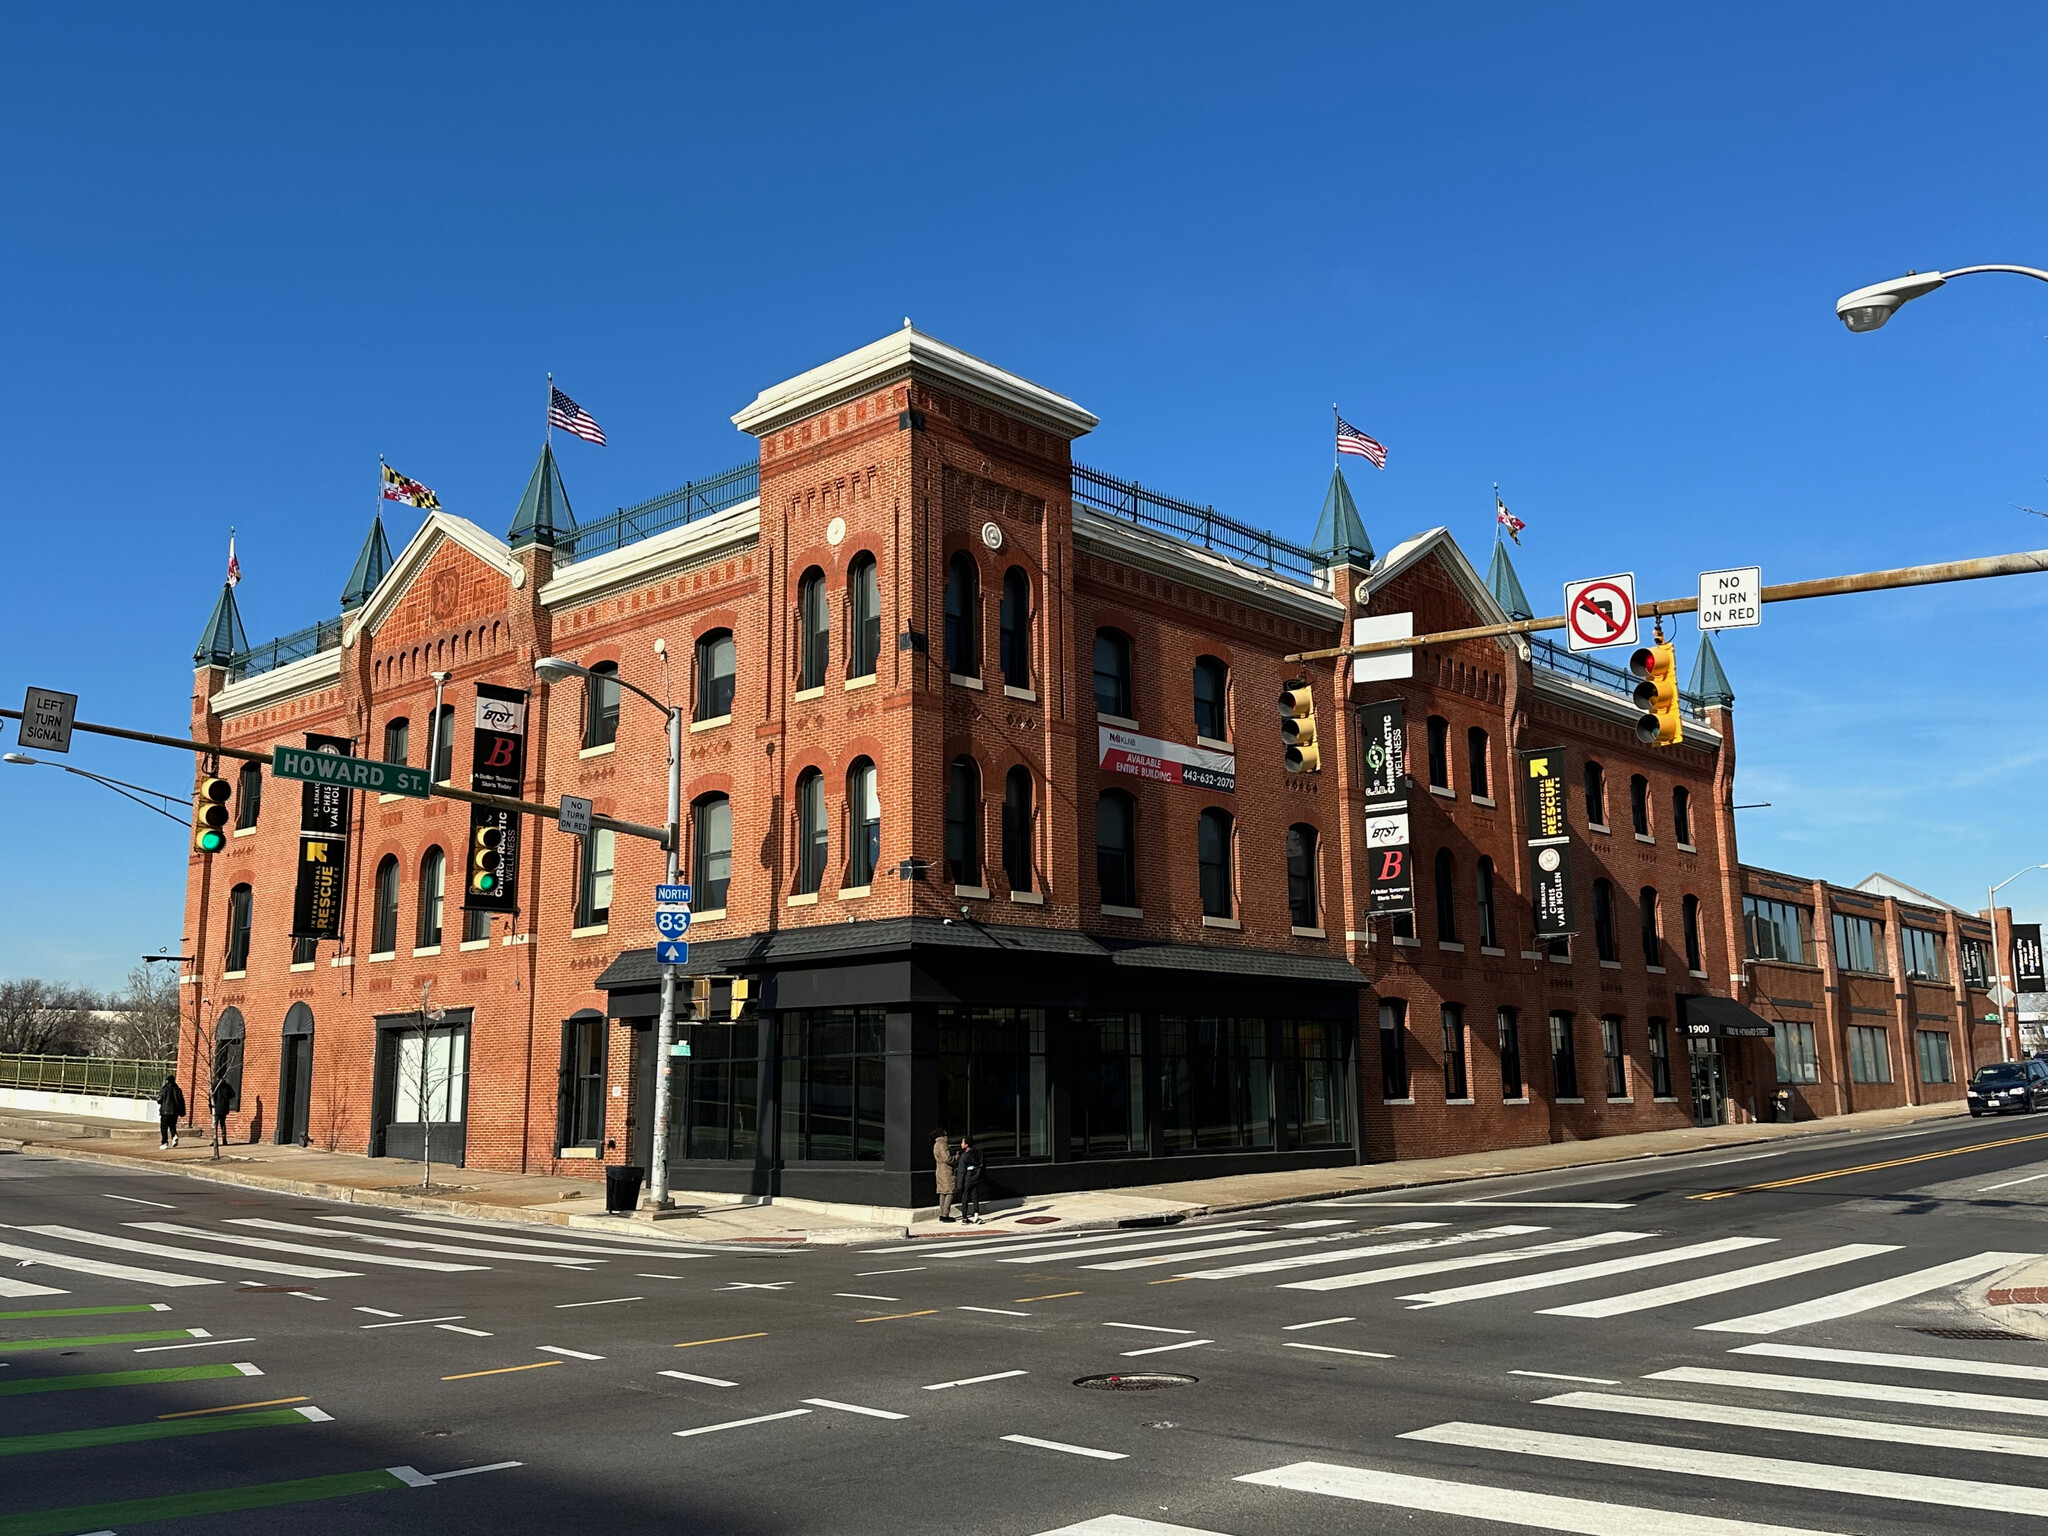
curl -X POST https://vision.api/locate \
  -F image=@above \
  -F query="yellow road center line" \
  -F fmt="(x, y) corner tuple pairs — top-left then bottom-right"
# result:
(1695, 1127), (2048, 1198)
(1015, 1291), (1083, 1302)
(674, 1332), (769, 1349)
(157, 1396), (308, 1420)
(1148, 1277), (1192, 1285)
(856, 1310), (939, 1323)
(442, 1361), (562, 1381)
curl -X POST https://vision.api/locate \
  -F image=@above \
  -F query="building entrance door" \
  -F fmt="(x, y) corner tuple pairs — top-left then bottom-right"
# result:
(277, 1003), (314, 1147)
(372, 1015), (470, 1166)
(1689, 1041), (1726, 1127)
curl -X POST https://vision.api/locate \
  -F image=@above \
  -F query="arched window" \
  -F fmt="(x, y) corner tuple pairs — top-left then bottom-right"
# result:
(847, 758), (880, 888)
(234, 761), (263, 829)
(1426, 716), (1450, 790)
(1630, 773), (1651, 836)
(1476, 856), (1498, 949)
(583, 663), (620, 750)
(417, 847), (445, 948)
(797, 567), (828, 690)
(1096, 791), (1136, 908)
(1434, 848), (1458, 943)
(576, 828), (614, 928)
(848, 552), (880, 679)
(224, 883), (253, 972)
(1003, 767), (1034, 892)
(945, 757), (981, 886)
(795, 768), (827, 895)
(692, 794), (732, 912)
(431, 702), (456, 782)
(382, 716), (410, 765)
(695, 630), (736, 722)
(1594, 878), (1617, 962)
(1000, 567), (1031, 688)
(1639, 886), (1660, 966)
(1467, 727), (1490, 799)
(1672, 785), (1693, 846)
(944, 552), (979, 676)
(371, 855), (400, 955)
(1286, 824), (1319, 929)
(1682, 893), (1704, 972)
(1193, 656), (1229, 742)
(1584, 760), (1607, 827)
(1198, 808), (1234, 919)
(1093, 629), (1132, 720)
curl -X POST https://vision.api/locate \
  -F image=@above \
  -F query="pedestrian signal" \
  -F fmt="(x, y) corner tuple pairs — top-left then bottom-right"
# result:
(1278, 679), (1320, 773)
(470, 823), (504, 893)
(192, 776), (232, 854)
(1630, 641), (1683, 746)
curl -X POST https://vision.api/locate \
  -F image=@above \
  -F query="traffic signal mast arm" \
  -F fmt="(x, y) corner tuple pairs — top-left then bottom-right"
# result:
(0, 707), (675, 850)
(1285, 547), (2048, 664)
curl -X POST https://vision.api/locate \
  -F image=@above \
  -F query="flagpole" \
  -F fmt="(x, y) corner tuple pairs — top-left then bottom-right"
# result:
(546, 372), (553, 450)
(1332, 404), (1339, 470)
(1494, 483), (1503, 546)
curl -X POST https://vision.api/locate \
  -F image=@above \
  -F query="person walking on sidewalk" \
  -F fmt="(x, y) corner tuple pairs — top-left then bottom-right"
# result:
(933, 1128), (958, 1222)
(156, 1075), (185, 1149)
(208, 1074), (236, 1156)
(957, 1134), (986, 1225)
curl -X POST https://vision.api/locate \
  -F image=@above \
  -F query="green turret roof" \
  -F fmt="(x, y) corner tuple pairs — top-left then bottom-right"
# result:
(193, 581), (248, 668)
(339, 514), (393, 611)
(509, 440), (576, 550)
(1310, 465), (1372, 567)
(1690, 629), (1734, 706)
(1486, 540), (1533, 621)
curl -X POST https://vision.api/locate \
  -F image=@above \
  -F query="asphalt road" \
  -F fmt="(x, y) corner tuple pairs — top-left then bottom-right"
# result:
(9, 1111), (2048, 1535)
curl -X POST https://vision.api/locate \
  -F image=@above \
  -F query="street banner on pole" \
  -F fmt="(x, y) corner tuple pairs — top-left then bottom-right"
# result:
(290, 733), (353, 940)
(463, 683), (529, 915)
(1563, 574), (1638, 653)
(1360, 700), (1413, 917)
(2015, 924), (2045, 994)
(1524, 746), (1575, 939)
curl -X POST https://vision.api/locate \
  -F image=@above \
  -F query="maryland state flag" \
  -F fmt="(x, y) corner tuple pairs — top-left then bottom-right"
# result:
(380, 461), (442, 511)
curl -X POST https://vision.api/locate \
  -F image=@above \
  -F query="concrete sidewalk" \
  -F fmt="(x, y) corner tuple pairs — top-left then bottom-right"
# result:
(0, 1098), (1965, 1246)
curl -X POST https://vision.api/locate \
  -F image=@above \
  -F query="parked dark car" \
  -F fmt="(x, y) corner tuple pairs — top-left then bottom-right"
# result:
(1967, 1060), (2048, 1116)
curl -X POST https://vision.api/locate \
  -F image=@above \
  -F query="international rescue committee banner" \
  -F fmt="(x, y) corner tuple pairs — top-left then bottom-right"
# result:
(290, 733), (353, 940)
(1098, 725), (1235, 793)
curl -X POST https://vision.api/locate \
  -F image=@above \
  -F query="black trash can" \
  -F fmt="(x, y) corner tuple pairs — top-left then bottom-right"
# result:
(605, 1164), (646, 1214)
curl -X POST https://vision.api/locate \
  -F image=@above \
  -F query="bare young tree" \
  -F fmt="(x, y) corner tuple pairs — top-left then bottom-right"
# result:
(0, 978), (102, 1055)
(102, 964), (183, 1061)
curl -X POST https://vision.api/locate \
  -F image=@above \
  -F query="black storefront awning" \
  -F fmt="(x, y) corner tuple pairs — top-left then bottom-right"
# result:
(1679, 994), (1778, 1039)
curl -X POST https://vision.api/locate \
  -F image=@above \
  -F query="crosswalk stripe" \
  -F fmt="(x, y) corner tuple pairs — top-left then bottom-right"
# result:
(1235, 1460), (1845, 1534)
(1730, 1341), (2048, 1383)
(1281, 1231), (1656, 1293)
(1650, 1366), (2048, 1419)
(1542, 1387), (2048, 1461)
(863, 1222), (1267, 1258)
(314, 1216), (692, 1259)
(1402, 1419), (2031, 1513)
(0, 1238), (218, 1288)
(0, 1276), (67, 1299)
(1030, 1517), (1235, 1536)
(18, 1226), (359, 1281)
(1696, 1250), (2036, 1334)
(1400, 1236), (1776, 1309)
(132, 1223), (484, 1273)
(1184, 1226), (1548, 1281)
(224, 1219), (602, 1266)
(1083, 1235), (1391, 1272)
(995, 1228), (1304, 1265)
(1538, 1244), (1895, 1319)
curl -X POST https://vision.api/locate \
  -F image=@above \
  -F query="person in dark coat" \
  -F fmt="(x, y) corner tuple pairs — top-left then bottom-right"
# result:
(156, 1076), (186, 1149)
(932, 1128), (958, 1222)
(957, 1134), (986, 1225)
(209, 1075), (236, 1150)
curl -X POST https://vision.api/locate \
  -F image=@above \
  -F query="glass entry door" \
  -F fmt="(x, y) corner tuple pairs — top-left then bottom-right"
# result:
(1689, 1040), (1726, 1127)
(375, 1020), (470, 1165)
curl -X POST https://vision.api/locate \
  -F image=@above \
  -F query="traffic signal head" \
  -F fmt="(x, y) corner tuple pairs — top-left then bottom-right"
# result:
(729, 977), (755, 1020)
(470, 823), (504, 892)
(1278, 680), (1320, 773)
(686, 976), (713, 1020)
(1629, 642), (1683, 746)
(192, 776), (232, 855)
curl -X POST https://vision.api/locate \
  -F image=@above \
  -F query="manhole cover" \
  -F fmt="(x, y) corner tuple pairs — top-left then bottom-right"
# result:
(1073, 1373), (1197, 1391)
(1906, 1326), (2035, 1341)
(1016, 1216), (1060, 1225)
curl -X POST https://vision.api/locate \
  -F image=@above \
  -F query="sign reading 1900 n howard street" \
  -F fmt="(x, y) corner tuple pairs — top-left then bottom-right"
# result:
(463, 683), (529, 914)
(1099, 725), (1235, 792)
(1524, 746), (1575, 939)
(2016, 924), (2046, 995)
(1359, 699), (1413, 916)
(290, 733), (353, 940)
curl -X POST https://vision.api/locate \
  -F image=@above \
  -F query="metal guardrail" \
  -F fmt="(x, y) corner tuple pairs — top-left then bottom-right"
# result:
(228, 616), (344, 683)
(1072, 464), (1320, 584)
(557, 461), (760, 565)
(1530, 638), (1709, 721)
(0, 1055), (177, 1099)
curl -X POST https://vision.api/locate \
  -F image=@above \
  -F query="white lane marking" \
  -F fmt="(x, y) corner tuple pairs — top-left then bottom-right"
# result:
(1102, 1322), (1196, 1334)
(1981, 1171), (2048, 1192)
(1549, 1388), (2048, 1460)
(1541, 1244), (1896, 1319)
(1335, 1201), (1636, 1210)
(20, 1225), (361, 1280)
(1732, 1341), (2048, 1382)
(0, 1238), (218, 1288)
(188, 1329), (212, 1337)
(385, 1465), (435, 1487)
(554, 1297), (643, 1309)
(674, 1409), (811, 1438)
(438, 1325), (494, 1337)
(1282, 1231), (1656, 1293)
(1236, 1460), (1845, 1534)
(1280, 1219), (1354, 1229)
(134, 1337), (256, 1352)
(924, 1369), (1027, 1390)
(802, 1398), (908, 1420)
(717, 1281), (792, 1292)
(1510, 1370), (1620, 1385)
(317, 1216), (689, 1259)
(1283, 1317), (1356, 1331)
(1652, 1366), (2048, 1419)
(428, 1461), (523, 1480)
(296, 1406), (335, 1422)
(1402, 1236), (1777, 1309)
(537, 1345), (604, 1360)
(224, 1218), (601, 1267)
(1184, 1224), (1548, 1281)
(1283, 1342), (1393, 1359)
(133, 1223), (485, 1272)
(856, 1267), (929, 1276)
(660, 1370), (737, 1388)
(994, 1227), (1282, 1265)
(1698, 1250), (2038, 1334)
(959, 1306), (1031, 1316)
(863, 1222), (1264, 1257)
(1119, 1338), (1211, 1357)
(360, 1316), (467, 1330)
(1001, 1434), (1127, 1461)
(1684, 1152), (1791, 1169)
(1404, 1418), (2033, 1514)
(355, 1307), (402, 1317)
(1085, 1234), (1400, 1272)
(101, 1193), (177, 1209)
(1029, 1517), (1234, 1536)
(0, 1276), (66, 1299)
(636, 1274), (693, 1279)
(234, 1362), (264, 1376)
(295, 1294), (329, 1302)
(835, 1293), (899, 1302)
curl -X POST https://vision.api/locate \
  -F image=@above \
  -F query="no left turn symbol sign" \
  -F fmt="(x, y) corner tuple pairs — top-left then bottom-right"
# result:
(1563, 572), (1639, 653)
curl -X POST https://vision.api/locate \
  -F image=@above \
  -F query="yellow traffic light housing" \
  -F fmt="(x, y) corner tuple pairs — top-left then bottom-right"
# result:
(729, 977), (755, 1020)
(470, 823), (504, 893)
(686, 976), (713, 1020)
(1278, 679), (1321, 773)
(192, 776), (232, 855)
(1629, 641), (1683, 746)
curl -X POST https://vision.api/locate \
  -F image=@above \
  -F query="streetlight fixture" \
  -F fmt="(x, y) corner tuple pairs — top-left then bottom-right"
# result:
(1988, 863), (2048, 1059)
(1835, 265), (2048, 332)
(532, 653), (685, 1211)
(3, 752), (190, 826)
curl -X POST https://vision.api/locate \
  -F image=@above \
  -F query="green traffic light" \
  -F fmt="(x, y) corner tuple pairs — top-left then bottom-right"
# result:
(474, 873), (495, 892)
(197, 828), (225, 853)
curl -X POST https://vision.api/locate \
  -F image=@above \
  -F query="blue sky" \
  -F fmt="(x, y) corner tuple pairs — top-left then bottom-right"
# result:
(4, 5), (2045, 991)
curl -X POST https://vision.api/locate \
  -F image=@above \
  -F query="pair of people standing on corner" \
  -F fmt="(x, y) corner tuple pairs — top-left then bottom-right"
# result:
(932, 1128), (985, 1224)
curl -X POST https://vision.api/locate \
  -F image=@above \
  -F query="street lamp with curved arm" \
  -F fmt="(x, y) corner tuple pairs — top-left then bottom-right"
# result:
(1836, 265), (2048, 332)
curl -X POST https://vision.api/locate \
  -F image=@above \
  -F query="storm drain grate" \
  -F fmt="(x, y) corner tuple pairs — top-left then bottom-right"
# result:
(1904, 1326), (2035, 1341)
(1073, 1373), (1197, 1391)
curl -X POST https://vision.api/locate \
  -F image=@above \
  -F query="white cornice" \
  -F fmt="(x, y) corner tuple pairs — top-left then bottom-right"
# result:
(342, 513), (518, 651)
(1073, 508), (1343, 630)
(733, 326), (1099, 441)
(211, 647), (344, 718)
(540, 499), (761, 610)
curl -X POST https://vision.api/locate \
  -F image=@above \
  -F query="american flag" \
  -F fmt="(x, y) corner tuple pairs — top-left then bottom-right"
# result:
(549, 385), (606, 446)
(1335, 414), (1387, 469)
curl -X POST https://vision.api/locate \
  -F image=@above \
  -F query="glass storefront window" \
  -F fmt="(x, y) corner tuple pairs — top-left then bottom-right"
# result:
(938, 1006), (1050, 1163)
(1158, 1016), (1273, 1153)
(679, 1022), (759, 1162)
(1071, 1011), (1145, 1158)
(1282, 1020), (1351, 1146)
(779, 1008), (886, 1161)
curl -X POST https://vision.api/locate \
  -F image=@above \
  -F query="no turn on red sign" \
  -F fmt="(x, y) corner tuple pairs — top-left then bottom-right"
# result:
(1563, 572), (1639, 653)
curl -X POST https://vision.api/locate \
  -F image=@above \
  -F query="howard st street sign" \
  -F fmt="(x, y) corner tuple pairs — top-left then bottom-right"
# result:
(271, 745), (432, 799)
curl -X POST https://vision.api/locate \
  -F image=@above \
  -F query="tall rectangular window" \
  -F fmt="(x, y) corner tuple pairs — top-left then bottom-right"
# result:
(1070, 1011), (1144, 1158)
(1683, 894), (1704, 972)
(1476, 858), (1497, 949)
(1283, 1020), (1351, 1146)
(1498, 1007), (1523, 1100)
(576, 828), (614, 928)
(1833, 913), (1886, 975)
(779, 1008), (885, 1162)
(1442, 1004), (1468, 1101)
(1916, 1030), (1954, 1085)
(1962, 938), (1991, 987)
(1426, 716), (1450, 789)
(677, 1021), (759, 1162)
(1550, 1011), (1579, 1098)
(224, 884), (253, 973)
(1601, 1015), (1626, 1097)
(382, 717), (410, 765)
(693, 797), (732, 912)
(1380, 998), (1410, 1100)
(1773, 1019), (1819, 1084)
(1157, 1016), (1272, 1153)
(1742, 896), (1808, 963)
(1848, 1025), (1892, 1084)
(938, 1006), (1050, 1163)
(1648, 1018), (1672, 1097)
(560, 1014), (606, 1149)
(1901, 928), (1946, 982)
(1466, 727), (1490, 798)
(1594, 880), (1617, 962)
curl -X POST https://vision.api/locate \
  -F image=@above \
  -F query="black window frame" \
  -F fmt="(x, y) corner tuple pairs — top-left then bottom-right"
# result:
(1467, 726), (1490, 799)
(1602, 1014), (1626, 1097)
(1594, 879), (1617, 962)
(846, 758), (880, 889)
(417, 845), (445, 949)
(1286, 824), (1319, 930)
(1683, 893), (1704, 971)
(999, 566), (1030, 689)
(559, 1011), (607, 1150)
(431, 702), (456, 783)
(1198, 807), (1234, 919)
(797, 566), (829, 690)
(847, 551), (881, 680)
(945, 551), (980, 676)
(1639, 886), (1660, 966)
(371, 854), (400, 956)
(1434, 847), (1457, 943)
(1426, 715), (1450, 790)
(1673, 786), (1693, 845)
(1630, 773), (1651, 836)
(795, 768), (827, 896)
(694, 629), (736, 722)
(1550, 1010), (1579, 1098)
(1096, 790), (1136, 908)
(1442, 1002), (1468, 1101)
(779, 1007), (887, 1163)
(1476, 855), (1498, 949)
(382, 716), (410, 765)
(692, 794), (732, 913)
(583, 664), (620, 751)
(1093, 629), (1133, 720)
(1584, 761), (1607, 827)
(1498, 1006), (1523, 1100)
(1193, 655), (1229, 742)
(1649, 1017), (1672, 1097)
(234, 761), (263, 829)
(945, 756), (981, 886)
(1002, 766), (1034, 893)
(1380, 998), (1410, 1100)
(224, 882), (253, 972)
(575, 828), (614, 928)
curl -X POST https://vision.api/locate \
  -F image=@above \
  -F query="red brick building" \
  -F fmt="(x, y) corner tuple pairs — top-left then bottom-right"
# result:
(180, 326), (1797, 1209)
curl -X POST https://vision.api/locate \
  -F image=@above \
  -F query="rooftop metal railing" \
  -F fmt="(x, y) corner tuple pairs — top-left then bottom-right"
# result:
(555, 461), (760, 565)
(227, 616), (344, 683)
(1531, 637), (1709, 720)
(0, 1054), (177, 1100)
(1071, 464), (1320, 584)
